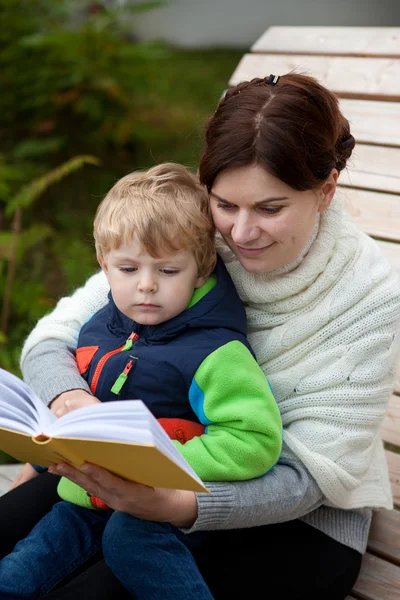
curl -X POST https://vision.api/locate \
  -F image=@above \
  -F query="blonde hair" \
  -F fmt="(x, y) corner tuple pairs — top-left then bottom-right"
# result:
(94, 163), (216, 277)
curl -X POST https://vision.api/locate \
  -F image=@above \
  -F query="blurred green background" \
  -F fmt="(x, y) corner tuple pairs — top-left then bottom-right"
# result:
(0, 0), (241, 463)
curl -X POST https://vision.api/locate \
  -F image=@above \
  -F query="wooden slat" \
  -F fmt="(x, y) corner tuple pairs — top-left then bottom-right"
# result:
(339, 99), (400, 148)
(368, 510), (400, 567)
(252, 27), (400, 58)
(352, 553), (400, 600)
(381, 395), (400, 448)
(377, 240), (400, 275)
(385, 450), (400, 507)
(394, 362), (400, 397)
(229, 54), (400, 101)
(339, 188), (400, 243)
(340, 145), (400, 195)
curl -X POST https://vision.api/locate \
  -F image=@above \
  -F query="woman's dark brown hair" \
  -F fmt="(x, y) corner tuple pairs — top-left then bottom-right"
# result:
(199, 74), (355, 192)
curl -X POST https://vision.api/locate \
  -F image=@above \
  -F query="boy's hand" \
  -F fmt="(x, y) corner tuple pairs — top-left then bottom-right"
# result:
(8, 462), (39, 491)
(50, 389), (100, 418)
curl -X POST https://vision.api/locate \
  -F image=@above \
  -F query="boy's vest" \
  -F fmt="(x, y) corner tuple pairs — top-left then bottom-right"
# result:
(76, 256), (253, 425)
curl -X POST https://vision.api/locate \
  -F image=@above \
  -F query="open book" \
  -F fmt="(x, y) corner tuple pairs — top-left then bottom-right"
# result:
(0, 368), (207, 493)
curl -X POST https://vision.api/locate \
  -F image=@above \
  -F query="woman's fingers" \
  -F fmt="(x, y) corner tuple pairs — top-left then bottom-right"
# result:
(47, 462), (197, 525)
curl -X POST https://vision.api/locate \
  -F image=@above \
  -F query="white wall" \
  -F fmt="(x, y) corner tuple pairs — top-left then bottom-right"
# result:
(130, 0), (400, 48)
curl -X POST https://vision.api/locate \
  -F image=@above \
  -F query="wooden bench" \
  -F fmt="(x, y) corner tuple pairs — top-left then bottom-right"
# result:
(228, 26), (400, 600)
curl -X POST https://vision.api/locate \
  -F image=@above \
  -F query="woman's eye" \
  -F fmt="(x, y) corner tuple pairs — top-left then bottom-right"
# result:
(259, 206), (282, 215)
(217, 202), (236, 211)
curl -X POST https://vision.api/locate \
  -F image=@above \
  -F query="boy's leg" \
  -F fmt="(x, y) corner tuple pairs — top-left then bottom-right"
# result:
(0, 501), (111, 599)
(102, 512), (214, 600)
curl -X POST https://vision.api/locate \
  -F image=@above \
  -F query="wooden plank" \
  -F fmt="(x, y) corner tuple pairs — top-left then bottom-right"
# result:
(252, 27), (400, 58)
(352, 553), (400, 600)
(385, 450), (400, 507)
(340, 145), (400, 195)
(377, 240), (400, 275)
(339, 188), (400, 243)
(368, 509), (400, 567)
(394, 362), (400, 397)
(381, 395), (400, 448)
(229, 54), (400, 101)
(339, 99), (400, 148)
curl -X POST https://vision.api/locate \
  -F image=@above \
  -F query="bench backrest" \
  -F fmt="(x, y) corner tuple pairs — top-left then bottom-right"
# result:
(229, 26), (400, 509)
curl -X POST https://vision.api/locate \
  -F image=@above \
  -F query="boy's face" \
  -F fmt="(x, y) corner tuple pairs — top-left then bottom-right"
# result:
(100, 239), (207, 325)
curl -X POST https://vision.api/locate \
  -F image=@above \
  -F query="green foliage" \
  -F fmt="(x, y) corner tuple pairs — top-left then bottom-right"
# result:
(6, 155), (100, 215)
(0, 0), (242, 414)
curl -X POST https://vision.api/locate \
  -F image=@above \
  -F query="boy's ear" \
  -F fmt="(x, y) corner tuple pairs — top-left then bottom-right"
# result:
(97, 254), (109, 276)
(194, 259), (216, 288)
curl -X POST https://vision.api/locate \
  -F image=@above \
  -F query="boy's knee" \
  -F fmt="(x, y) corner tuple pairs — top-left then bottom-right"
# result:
(102, 512), (135, 569)
(102, 513), (168, 567)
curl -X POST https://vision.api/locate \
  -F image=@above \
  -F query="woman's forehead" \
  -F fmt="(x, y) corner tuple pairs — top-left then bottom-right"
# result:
(211, 165), (292, 202)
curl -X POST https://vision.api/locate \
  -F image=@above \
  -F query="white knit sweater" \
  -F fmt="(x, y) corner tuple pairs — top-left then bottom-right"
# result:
(21, 197), (400, 510)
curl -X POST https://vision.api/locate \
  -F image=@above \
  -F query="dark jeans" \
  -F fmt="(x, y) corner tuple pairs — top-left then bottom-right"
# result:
(0, 472), (362, 600)
(0, 499), (213, 599)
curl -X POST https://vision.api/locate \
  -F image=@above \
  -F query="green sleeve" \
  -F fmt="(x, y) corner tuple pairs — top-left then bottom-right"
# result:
(173, 340), (282, 481)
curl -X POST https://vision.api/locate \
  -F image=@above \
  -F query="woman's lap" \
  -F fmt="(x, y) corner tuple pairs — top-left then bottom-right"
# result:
(0, 474), (362, 600)
(0, 471), (61, 558)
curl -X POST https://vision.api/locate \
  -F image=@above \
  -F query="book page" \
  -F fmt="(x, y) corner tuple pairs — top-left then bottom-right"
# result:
(0, 368), (56, 435)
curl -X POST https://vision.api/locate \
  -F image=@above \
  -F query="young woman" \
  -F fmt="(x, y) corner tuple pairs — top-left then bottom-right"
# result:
(2, 74), (399, 600)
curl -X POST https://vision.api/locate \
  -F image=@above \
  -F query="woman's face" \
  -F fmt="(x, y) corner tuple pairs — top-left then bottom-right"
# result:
(210, 164), (337, 274)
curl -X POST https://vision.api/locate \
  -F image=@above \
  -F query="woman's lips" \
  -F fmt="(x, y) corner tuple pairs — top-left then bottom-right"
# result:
(236, 244), (274, 257)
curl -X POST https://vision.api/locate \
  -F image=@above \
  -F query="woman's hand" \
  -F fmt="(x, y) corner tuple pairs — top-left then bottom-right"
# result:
(8, 462), (39, 491)
(50, 389), (101, 418)
(48, 462), (199, 528)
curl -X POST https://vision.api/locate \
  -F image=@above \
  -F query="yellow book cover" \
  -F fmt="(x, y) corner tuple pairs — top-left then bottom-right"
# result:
(0, 368), (208, 493)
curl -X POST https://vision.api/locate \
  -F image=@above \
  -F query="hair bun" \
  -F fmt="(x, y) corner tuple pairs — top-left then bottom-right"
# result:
(335, 132), (355, 172)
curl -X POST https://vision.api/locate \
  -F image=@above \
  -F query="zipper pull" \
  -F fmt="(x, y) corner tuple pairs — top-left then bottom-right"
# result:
(110, 359), (134, 395)
(122, 332), (139, 352)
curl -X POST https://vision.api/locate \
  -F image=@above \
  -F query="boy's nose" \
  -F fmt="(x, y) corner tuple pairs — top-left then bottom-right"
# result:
(138, 277), (157, 293)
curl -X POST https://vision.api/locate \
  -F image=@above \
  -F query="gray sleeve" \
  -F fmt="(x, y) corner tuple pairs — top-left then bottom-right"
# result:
(187, 443), (324, 532)
(21, 339), (91, 406)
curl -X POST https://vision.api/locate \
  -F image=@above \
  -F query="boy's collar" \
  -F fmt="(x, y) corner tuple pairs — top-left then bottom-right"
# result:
(186, 273), (217, 310)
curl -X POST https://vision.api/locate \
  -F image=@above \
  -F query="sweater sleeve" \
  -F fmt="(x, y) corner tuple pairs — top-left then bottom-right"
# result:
(173, 340), (282, 481)
(22, 339), (91, 406)
(186, 443), (325, 532)
(20, 270), (109, 405)
(20, 270), (109, 365)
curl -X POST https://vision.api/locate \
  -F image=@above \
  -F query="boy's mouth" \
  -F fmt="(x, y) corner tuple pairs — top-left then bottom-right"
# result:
(136, 303), (161, 310)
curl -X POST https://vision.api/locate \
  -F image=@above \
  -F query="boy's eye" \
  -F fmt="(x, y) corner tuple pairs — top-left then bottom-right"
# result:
(119, 267), (137, 273)
(160, 269), (179, 275)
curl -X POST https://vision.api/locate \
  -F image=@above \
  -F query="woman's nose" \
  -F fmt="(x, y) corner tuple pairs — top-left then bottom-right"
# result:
(231, 214), (260, 245)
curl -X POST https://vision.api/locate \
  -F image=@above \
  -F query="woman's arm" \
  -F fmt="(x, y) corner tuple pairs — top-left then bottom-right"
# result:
(20, 270), (109, 406)
(20, 270), (109, 366)
(190, 443), (324, 532)
(48, 442), (324, 530)
(22, 340), (91, 406)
